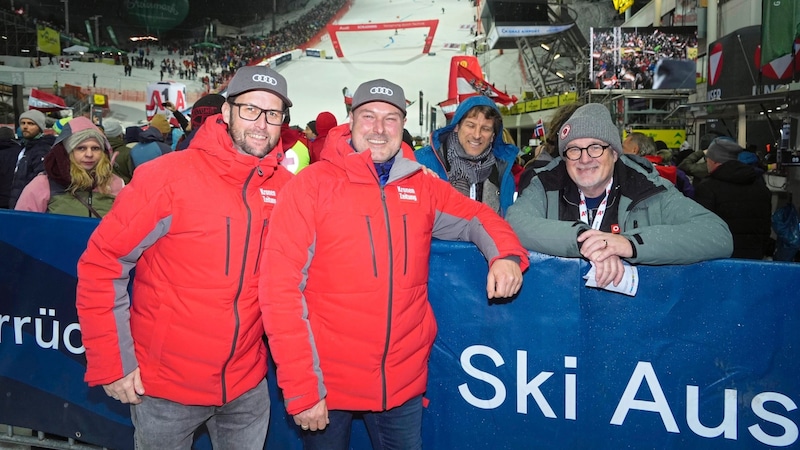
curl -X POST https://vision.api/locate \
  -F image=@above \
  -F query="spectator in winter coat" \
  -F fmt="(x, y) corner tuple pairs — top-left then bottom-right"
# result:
(101, 119), (133, 184)
(304, 119), (317, 142)
(176, 93), (226, 151)
(260, 78), (528, 449)
(9, 110), (56, 208)
(517, 102), (582, 191)
(15, 117), (124, 218)
(149, 113), (184, 151)
(76, 65), (295, 450)
(678, 133), (719, 187)
(695, 138), (772, 259)
(130, 126), (172, 170)
(623, 133), (694, 198)
(0, 126), (22, 209)
(415, 95), (519, 217)
(279, 113), (310, 174)
(308, 111), (337, 163)
(507, 103), (733, 288)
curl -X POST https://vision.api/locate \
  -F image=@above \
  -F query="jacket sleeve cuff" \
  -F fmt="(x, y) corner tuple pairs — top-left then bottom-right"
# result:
(575, 224), (590, 251)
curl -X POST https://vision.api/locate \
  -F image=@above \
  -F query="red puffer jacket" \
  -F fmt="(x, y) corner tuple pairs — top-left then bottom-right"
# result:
(77, 114), (294, 406)
(261, 124), (529, 415)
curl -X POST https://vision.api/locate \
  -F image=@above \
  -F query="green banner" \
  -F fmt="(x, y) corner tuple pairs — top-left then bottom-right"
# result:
(760, 0), (800, 66)
(85, 20), (94, 47)
(107, 26), (120, 47)
(127, 0), (189, 35)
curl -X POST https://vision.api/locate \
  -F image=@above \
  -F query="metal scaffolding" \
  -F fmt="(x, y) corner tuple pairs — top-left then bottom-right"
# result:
(0, 9), (40, 57)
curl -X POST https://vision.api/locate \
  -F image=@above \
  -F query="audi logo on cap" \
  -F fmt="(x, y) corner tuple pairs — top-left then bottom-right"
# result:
(370, 86), (393, 96)
(252, 74), (278, 85)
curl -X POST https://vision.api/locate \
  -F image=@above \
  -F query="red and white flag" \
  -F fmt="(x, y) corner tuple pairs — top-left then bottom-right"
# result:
(28, 89), (68, 112)
(455, 64), (517, 106)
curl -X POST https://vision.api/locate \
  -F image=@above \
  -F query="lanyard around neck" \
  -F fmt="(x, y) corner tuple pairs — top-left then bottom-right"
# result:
(578, 178), (613, 230)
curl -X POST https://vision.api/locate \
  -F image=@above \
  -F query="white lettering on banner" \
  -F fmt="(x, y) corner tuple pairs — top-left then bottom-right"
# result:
(459, 345), (575, 418)
(611, 361), (680, 432)
(686, 386), (737, 439)
(754, 84), (788, 96)
(459, 345), (506, 409)
(0, 308), (84, 355)
(517, 350), (555, 417)
(611, 362), (798, 446)
(748, 392), (798, 447)
(457, 348), (799, 446)
(565, 356), (577, 420)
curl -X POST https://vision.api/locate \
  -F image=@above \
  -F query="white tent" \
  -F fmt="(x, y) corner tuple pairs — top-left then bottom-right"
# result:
(63, 45), (89, 54)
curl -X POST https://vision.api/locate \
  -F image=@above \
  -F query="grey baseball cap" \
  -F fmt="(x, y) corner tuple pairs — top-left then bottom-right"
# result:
(226, 65), (292, 107)
(351, 79), (406, 116)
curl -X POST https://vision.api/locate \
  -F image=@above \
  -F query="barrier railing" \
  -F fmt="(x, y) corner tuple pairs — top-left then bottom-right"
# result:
(1, 209), (798, 449)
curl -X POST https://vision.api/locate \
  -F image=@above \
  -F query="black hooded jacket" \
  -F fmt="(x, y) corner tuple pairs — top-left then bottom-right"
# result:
(8, 134), (56, 208)
(694, 160), (771, 259)
(0, 137), (23, 209)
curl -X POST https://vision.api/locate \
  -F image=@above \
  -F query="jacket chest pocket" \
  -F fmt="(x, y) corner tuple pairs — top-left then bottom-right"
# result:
(165, 206), (246, 286)
(628, 204), (661, 229)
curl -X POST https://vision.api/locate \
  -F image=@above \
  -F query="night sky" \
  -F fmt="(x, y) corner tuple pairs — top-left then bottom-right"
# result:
(8, 0), (297, 41)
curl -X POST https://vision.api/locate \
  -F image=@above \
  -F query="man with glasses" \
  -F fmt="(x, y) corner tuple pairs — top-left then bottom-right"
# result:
(507, 103), (732, 288)
(76, 66), (294, 449)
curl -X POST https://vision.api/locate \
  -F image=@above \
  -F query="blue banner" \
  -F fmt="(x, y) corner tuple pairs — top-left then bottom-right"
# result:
(1, 209), (798, 449)
(305, 49), (322, 58)
(275, 53), (292, 66)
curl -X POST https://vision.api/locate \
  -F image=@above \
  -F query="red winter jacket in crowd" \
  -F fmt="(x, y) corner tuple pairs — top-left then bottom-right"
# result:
(309, 111), (337, 163)
(77, 114), (294, 406)
(260, 124), (529, 415)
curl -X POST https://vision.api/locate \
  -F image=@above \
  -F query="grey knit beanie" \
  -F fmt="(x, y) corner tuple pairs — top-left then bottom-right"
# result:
(102, 119), (124, 138)
(65, 129), (107, 154)
(558, 103), (622, 156)
(706, 138), (742, 164)
(20, 110), (47, 132)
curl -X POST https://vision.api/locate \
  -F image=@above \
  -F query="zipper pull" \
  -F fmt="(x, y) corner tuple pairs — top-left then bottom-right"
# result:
(257, 166), (263, 176)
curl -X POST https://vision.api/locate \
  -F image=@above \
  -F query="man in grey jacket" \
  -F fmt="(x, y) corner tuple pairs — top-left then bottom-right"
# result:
(507, 103), (733, 288)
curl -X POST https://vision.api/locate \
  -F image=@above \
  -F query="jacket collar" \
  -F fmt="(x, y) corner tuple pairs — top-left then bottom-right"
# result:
(187, 114), (283, 187)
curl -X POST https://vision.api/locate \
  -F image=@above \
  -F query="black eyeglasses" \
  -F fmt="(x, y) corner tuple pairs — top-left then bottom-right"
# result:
(230, 102), (286, 125)
(563, 144), (610, 161)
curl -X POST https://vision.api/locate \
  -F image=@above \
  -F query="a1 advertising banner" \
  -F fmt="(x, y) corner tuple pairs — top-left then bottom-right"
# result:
(1, 211), (799, 449)
(145, 81), (187, 121)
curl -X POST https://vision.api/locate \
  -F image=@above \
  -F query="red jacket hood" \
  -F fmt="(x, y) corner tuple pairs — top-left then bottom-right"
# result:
(280, 123), (308, 151)
(314, 112), (337, 138)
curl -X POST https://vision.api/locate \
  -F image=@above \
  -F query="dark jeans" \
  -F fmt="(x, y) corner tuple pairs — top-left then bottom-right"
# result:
(130, 378), (270, 450)
(301, 395), (423, 450)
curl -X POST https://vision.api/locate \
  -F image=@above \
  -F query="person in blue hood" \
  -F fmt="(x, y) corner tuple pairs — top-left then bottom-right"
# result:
(415, 95), (519, 216)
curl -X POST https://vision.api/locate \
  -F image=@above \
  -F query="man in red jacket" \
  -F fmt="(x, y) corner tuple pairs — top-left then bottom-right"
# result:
(260, 78), (529, 450)
(76, 65), (295, 450)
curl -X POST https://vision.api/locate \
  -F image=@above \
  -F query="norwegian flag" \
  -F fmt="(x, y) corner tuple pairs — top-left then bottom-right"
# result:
(533, 119), (545, 139)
